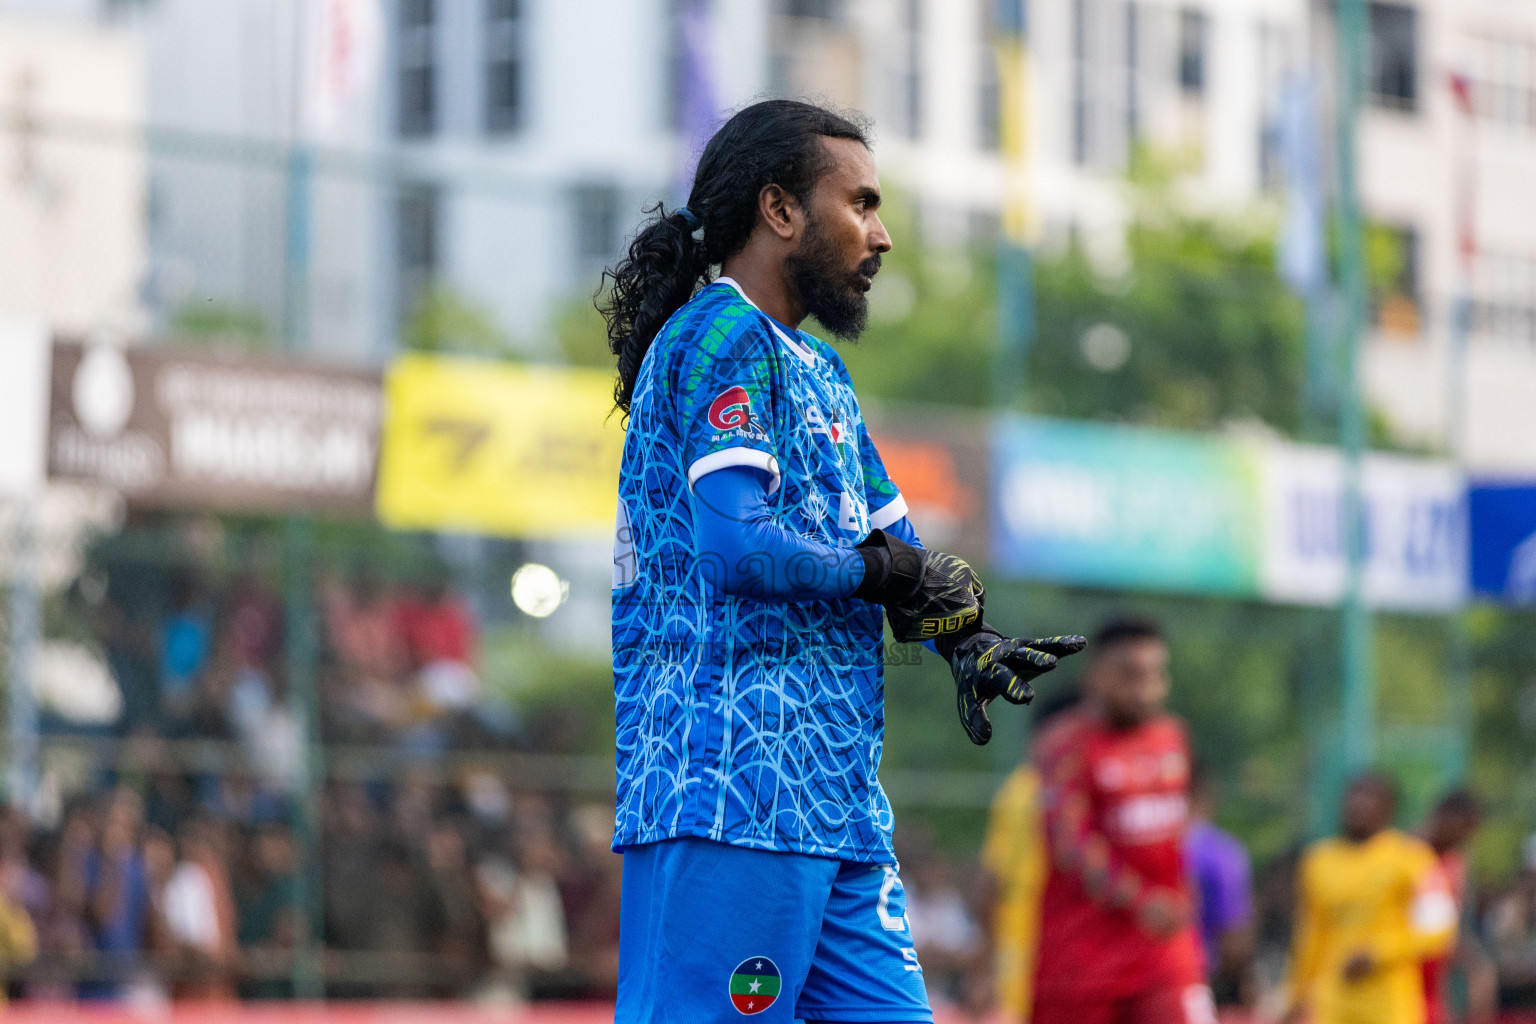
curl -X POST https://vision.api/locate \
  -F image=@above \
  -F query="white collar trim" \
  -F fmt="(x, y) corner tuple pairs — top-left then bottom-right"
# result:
(714, 276), (819, 367)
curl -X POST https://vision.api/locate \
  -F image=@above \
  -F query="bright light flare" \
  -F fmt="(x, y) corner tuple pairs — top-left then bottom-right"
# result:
(511, 563), (568, 618)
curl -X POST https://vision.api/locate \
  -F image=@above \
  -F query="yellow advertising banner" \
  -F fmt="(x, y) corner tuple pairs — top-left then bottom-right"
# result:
(376, 354), (623, 538)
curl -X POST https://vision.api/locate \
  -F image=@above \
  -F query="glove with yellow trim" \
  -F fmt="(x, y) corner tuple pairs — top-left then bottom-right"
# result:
(852, 529), (983, 643)
(943, 630), (1088, 745)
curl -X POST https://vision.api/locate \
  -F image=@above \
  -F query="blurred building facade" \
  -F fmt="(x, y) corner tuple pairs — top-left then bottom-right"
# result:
(0, 12), (144, 336)
(1354, 0), (1536, 474)
(0, 0), (1533, 472)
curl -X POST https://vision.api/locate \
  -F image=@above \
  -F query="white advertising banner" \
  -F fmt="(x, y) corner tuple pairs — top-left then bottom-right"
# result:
(0, 317), (50, 498)
(1260, 443), (1466, 611)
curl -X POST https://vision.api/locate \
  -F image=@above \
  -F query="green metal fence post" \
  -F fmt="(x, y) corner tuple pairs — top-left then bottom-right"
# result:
(1334, 0), (1374, 780)
(6, 504), (39, 808)
(281, 116), (324, 998)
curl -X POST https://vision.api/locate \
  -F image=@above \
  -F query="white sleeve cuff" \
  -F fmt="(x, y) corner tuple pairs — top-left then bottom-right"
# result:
(687, 448), (782, 495)
(869, 494), (909, 530)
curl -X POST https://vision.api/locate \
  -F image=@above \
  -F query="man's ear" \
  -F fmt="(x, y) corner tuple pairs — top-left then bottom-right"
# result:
(758, 183), (801, 243)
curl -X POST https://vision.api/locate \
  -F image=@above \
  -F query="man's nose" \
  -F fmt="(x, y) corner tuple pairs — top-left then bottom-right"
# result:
(870, 214), (892, 254)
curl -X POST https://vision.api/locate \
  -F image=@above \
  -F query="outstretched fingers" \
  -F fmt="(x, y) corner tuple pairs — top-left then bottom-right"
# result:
(995, 642), (1059, 676)
(1022, 635), (1089, 658)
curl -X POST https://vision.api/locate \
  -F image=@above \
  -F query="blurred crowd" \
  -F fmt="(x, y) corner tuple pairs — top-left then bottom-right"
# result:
(3, 757), (1533, 1014)
(0, 778), (621, 1002)
(82, 559), (506, 758)
(0, 552), (629, 1002)
(12, 564), (1536, 1018)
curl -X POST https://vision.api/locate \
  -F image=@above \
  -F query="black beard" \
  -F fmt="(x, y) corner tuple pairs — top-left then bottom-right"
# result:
(784, 219), (880, 342)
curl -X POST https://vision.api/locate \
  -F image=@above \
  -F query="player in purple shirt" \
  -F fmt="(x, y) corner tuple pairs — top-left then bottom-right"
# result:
(1185, 762), (1254, 1001)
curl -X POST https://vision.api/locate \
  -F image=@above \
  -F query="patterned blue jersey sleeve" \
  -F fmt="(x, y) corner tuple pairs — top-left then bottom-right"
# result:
(673, 315), (783, 492)
(857, 420), (910, 530)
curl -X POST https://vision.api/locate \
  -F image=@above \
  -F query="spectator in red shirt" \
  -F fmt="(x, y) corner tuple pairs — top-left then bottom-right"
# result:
(395, 571), (477, 670)
(1032, 616), (1211, 1024)
(322, 570), (409, 737)
(394, 570), (480, 718)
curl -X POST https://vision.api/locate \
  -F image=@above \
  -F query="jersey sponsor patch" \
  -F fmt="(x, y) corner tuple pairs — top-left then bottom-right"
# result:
(709, 386), (754, 431)
(1110, 792), (1189, 842)
(729, 956), (781, 1015)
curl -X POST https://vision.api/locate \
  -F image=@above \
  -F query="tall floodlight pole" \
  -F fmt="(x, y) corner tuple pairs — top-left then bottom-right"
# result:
(1333, 0), (1373, 775)
(992, 0), (1035, 763)
(283, 0), (323, 1000)
(994, 0), (1034, 410)
(1445, 72), (1477, 781)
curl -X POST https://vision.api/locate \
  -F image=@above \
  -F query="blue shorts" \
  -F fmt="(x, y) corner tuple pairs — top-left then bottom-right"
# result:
(616, 837), (933, 1023)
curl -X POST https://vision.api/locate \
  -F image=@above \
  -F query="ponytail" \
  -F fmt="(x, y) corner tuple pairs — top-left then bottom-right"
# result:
(599, 205), (710, 414)
(599, 100), (870, 416)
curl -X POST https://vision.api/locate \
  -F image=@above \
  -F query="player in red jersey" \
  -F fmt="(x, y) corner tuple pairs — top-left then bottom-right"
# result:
(1031, 616), (1212, 1024)
(1420, 790), (1488, 1024)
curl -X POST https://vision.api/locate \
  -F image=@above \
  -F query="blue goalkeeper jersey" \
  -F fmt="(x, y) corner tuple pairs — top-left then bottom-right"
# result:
(612, 277), (910, 862)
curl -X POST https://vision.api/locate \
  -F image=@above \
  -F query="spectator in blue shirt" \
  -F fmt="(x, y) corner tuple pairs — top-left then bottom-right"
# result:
(83, 788), (149, 999)
(159, 573), (212, 731)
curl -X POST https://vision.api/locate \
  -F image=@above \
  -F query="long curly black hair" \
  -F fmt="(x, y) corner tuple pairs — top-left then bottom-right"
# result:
(599, 99), (869, 415)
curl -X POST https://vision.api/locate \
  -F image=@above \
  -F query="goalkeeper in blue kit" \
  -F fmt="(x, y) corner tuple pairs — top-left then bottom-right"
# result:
(601, 99), (1086, 1022)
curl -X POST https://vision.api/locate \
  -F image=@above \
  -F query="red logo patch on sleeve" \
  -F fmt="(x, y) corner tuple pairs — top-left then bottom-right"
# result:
(708, 386), (753, 431)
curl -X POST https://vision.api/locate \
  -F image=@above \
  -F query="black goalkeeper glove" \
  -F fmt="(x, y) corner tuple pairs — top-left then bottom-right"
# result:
(851, 529), (982, 642)
(944, 629), (1088, 745)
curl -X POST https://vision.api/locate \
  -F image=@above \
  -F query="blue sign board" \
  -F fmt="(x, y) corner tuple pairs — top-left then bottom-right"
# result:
(1469, 483), (1536, 604)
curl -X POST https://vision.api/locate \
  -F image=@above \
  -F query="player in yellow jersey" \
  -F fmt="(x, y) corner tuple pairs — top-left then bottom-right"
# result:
(979, 764), (1046, 1022)
(976, 691), (1079, 1022)
(1284, 774), (1457, 1024)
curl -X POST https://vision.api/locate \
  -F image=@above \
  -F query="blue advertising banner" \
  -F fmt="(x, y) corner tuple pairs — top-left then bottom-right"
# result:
(991, 416), (1265, 596)
(991, 416), (1467, 610)
(1469, 483), (1536, 604)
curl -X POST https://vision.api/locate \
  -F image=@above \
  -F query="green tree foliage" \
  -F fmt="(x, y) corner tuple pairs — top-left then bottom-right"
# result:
(169, 299), (271, 350)
(400, 282), (516, 358)
(1029, 215), (1306, 431)
(844, 190), (1306, 436)
(554, 294), (615, 368)
(831, 199), (1002, 409)
(1466, 607), (1536, 878)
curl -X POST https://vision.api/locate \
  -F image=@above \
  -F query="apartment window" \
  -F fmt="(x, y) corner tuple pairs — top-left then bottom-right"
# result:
(1473, 252), (1536, 347)
(1368, 2), (1417, 111)
(1071, 0), (1135, 169)
(785, 0), (844, 21)
(667, 0), (687, 131)
(1125, 2), (1140, 141)
(574, 184), (621, 263)
(1072, 0), (1089, 163)
(1371, 224), (1420, 334)
(1257, 22), (1298, 190)
(1179, 9), (1207, 94)
(398, 0), (437, 137)
(979, 3), (1001, 152)
(485, 0), (524, 134)
(898, 0), (922, 139)
(396, 186), (439, 323)
(1468, 33), (1536, 132)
